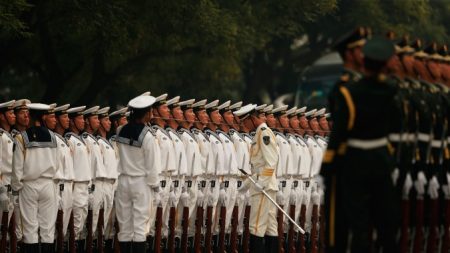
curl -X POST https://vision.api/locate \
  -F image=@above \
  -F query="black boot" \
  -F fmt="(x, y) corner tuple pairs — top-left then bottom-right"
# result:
(104, 239), (113, 253)
(41, 243), (55, 253)
(132, 241), (146, 253)
(264, 236), (279, 253)
(119, 242), (132, 253)
(250, 235), (265, 253)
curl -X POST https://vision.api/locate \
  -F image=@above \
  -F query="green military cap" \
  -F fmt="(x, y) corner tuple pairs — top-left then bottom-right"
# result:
(362, 36), (395, 62)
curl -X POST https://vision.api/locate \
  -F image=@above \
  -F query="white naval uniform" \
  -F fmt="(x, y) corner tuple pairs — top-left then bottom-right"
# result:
(217, 129), (239, 232)
(285, 133), (302, 231)
(244, 123), (279, 237)
(274, 131), (294, 226)
(294, 135), (311, 232)
(83, 132), (106, 236)
(97, 136), (119, 239)
(65, 132), (91, 240)
(54, 133), (75, 237)
(12, 127), (61, 244)
(149, 125), (176, 237)
(304, 135), (323, 232)
(230, 129), (251, 234)
(203, 129), (225, 234)
(167, 127), (188, 236)
(176, 128), (200, 236)
(0, 129), (16, 233)
(115, 124), (160, 242)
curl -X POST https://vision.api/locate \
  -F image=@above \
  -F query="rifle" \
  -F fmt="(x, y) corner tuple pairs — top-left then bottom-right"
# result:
(69, 212), (76, 253)
(426, 195), (439, 253)
(242, 205), (250, 253)
(181, 206), (189, 253)
(412, 194), (424, 253)
(218, 205), (227, 253)
(97, 208), (105, 253)
(287, 202), (296, 253)
(277, 204), (285, 253)
(204, 204), (213, 253)
(167, 205), (176, 253)
(86, 209), (93, 253)
(113, 217), (120, 253)
(310, 204), (319, 253)
(0, 212), (8, 253)
(399, 198), (410, 253)
(154, 204), (163, 253)
(229, 205), (239, 253)
(319, 202), (325, 253)
(297, 203), (306, 253)
(193, 203), (204, 253)
(9, 211), (16, 253)
(56, 209), (64, 253)
(442, 195), (450, 253)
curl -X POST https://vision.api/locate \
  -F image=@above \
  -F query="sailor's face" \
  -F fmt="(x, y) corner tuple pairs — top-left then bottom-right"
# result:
(319, 117), (329, 131)
(197, 110), (209, 124)
(309, 118), (319, 132)
(1, 110), (16, 126)
(210, 110), (222, 125)
(289, 115), (299, 129)
(266, 114), (276, 127)
(184, 109), (196, 123)
(222, 111), (234, 126)
(158, 104), (170, 119)
(117, 116), (127, 126)
(44, 113), (57, 130)
(73, 115), (85, 131)
(58, 114), (70, 130)
(299, 116), (309, 129)
(15, 109), (29, 128)
(88, 115), (100, 131)
(101, 116), (111, 132)
(172, 107), (184, 121)
(279, 115), (290, 129)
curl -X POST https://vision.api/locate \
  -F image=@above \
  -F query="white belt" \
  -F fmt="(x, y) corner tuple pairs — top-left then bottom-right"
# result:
(347, 138), (389, 150)
(417, 133), (431, 142)
(389, 133), (409, 142)
(407, 133), (416, 142)
(431, 140), (446, 148)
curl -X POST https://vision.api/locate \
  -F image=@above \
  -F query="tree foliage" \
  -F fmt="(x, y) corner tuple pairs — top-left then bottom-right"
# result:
(0, 0), (448, 106)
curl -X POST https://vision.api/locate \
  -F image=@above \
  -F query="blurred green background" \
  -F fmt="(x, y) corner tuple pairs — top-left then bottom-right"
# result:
(1, 0), (449, 107)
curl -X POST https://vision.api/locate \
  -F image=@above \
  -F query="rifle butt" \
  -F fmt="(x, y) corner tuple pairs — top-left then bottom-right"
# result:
(181, 206), (189, 253)
(154, 206), (163, 253)
(0, 212), (9, 253)
(56, 210), (64, 253)
(287, 204), (296, 253)
(277, 205), (285, 253)
(230, 205), (239, 253)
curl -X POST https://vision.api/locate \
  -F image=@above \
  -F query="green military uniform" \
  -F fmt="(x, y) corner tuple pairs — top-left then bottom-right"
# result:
(322, 37), (401, 252)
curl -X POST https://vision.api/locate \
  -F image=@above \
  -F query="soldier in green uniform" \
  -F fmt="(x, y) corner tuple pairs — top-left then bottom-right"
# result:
(321, 37), (401, 253)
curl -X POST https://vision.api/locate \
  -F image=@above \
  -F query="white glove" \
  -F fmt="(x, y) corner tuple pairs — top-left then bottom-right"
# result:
(414, 171), (427, 195)
(181, 189), (190, 207)
(402, 173), (413, 198)
(152, 186), (161, 193)
(442, 185), (450, 198)
(56, 194), (63, 210)
(289, 189), (297, 205)
(206, 190), (215, 207)
(253, 182), (264, 193)
(276, 190), (285, 205)
(153, 191), (161, 207)
(427, 176), (440, 199)
(391, 168), (400, 186)
(219, 188), (227, 206)
(88, 193), (95, 209)
(311, 189), (320, 205)
(168, 191), (177, 207)
(0, 186), (9, 212)
(196, 189), (205, 206)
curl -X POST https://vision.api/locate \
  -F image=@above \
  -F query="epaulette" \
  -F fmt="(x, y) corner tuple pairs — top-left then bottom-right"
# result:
(82, 132), (98, 143)
(216, 129), (232, 142)
(166, 127), (181, 139)
(229, 129), (243, 140)
(178, 127), (196, 140)
(54, 132), (69, 145)
(205, 129), (221, 141)
(152, 125), (171, 140)
(274, 131), (289, 142)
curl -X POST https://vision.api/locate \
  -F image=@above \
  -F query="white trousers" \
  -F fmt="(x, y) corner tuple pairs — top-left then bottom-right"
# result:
(176, 177), (197, 236)
(19, 178), (58, 244)
(249, 191), (277, 237)
(148, 176), (171, 236)
(116, 175), (151, 242)
(72, 182), (89, 240)
(61, 182), (74, 237)
(91, 180), (115, 236)
(223, 177), (237, 233)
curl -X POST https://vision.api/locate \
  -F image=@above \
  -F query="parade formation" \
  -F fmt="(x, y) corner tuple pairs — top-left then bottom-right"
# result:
(0, 27), (449, 253)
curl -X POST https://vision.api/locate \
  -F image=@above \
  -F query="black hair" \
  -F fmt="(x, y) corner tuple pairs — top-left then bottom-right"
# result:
(129, 107), (150, 121)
